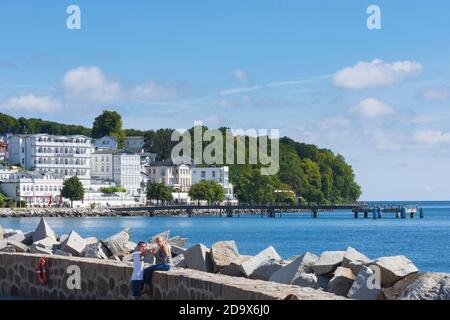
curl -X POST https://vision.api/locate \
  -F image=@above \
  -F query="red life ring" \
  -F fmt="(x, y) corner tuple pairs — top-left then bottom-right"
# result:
(36, 257), (49, 285)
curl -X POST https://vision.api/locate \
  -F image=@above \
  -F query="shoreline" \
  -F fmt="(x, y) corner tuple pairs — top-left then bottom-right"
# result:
(0, 207), (308, 218)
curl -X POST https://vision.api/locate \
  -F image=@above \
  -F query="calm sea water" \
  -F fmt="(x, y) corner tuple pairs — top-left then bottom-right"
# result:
(1, 201), (449, 272)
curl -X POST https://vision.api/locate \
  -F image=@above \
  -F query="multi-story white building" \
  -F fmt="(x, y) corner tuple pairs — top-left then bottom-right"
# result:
(0, 171), (64, 206)
(146, 161), (191, 192)
(91, 149), (141, 195)
(191, 166), (235, 200)
(91, 149), (113, 181)
(124, 136), (145, 153)
(113, 152), (141, 195)
(7, 134), (92, 185)
(94, 136), (118, 150)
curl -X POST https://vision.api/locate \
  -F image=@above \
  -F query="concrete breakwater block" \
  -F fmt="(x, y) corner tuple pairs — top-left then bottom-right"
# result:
(240, 246), (281, 278)
(59, 230), (87, 256)
(6, 240), (28, 253)
(327, 267), (356, 296)
(249, 259), (287, 281)
(220, 255), (252, 277)
(383, 272), (450, 300)
(269, 252), (318, 285)
(347, 266), (381, 300)
(342, 247), (370, 273)
(292, 273), (319, 289)
(312, 251), (346, 276)
(102, 228), (130, 256)
(83, 242), (110, 259)
(184, 243), (214, 273)
(32, 218), (57, 242)
(369, 255), (419, 287)
(0, 225), (3, 240)
(211, 240), (240, 273)
(168, 236), (188, 248)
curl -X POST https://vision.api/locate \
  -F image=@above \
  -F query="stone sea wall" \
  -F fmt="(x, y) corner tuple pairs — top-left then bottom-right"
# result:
(0, 252), (342, 300)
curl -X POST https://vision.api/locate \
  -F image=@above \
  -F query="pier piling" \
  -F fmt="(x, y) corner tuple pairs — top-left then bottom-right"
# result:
(401, 207), (407, 219)
(420, 207), (424, 219)
(372, 208), (378, 219)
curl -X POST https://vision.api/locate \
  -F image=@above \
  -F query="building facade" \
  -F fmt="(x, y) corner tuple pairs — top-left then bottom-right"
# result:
(91, 150), (113, 181)
(0, 171), (64, 206)
(7, 134), (92, 185)
(124, 136), (145, 153)
(94, 136), (118, 150)
(113, 152), (141, 195)
(146, 161), (191, 192)
(191, 166), (235, 200)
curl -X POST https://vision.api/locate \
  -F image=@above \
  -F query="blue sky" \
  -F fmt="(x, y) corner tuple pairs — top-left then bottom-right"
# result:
(1, 1), (450, 201)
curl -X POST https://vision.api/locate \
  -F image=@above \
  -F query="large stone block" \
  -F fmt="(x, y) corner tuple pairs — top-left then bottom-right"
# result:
(0, 225), (3, 240)
(83, 242), (110, 259)
(171, 245), (186, 256)
(149, 230), (170, 243)
(220, 255), (252, 277)
(54, 249), (73, 257)
(347, 266), (381, 300)
(211, 240), (240, 272)
(395, 272), (450, 300)
(342, 247), (370, 270)
(269, 252), (318, 284)
(102, 228), (130, 256)
(124, 241), (137, 253)
(240, 246), (281, 278)
(6, 240), (28, 253)
(32, 218), (57, 242)
(327, 267), (356, 297)
(184, 243), (214, 273)
(292, 273), (319, 289)
(172, 254), (187, 268)
(168, 236), (188, 248)
(370, 255), (419, 287)
(249, 259), (287, 281)
(4, 230), (25, 243)
(312, 251), (345, 276)
(59, 230), (87, 256)
(0, 239), (8, 250)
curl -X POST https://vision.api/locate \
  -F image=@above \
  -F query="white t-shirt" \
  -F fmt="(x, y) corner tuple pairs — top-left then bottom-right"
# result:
(131, 251), (144, 281)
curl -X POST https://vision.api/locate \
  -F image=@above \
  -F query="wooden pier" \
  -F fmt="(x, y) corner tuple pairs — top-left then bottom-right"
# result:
(111, 203), (424, 219)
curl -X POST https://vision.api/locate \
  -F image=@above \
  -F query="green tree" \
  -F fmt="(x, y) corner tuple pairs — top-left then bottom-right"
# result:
(144, 129), (176, 160)
(92, 110), (125, 148)
(61, 177), (85, 208)
(146, 182), (173, 204)
(189, 180), (225, 204)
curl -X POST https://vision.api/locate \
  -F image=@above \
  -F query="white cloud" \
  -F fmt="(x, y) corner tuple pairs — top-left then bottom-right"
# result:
(422, 87), (450, 101)
(333, 59), (423, 89)
(62, 66), (122, 102)
(129, 81), (184, 102)
(233, 69), (247, 82)
(220, 85), (263, 96)
(350, 98), (395, 119)
(413, 130), (450, 145)
(0, 94), (61, 113)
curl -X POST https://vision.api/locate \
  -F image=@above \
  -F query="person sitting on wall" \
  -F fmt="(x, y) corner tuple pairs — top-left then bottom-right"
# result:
(130, 241), (147, 299)
(140, 236), (173, 295)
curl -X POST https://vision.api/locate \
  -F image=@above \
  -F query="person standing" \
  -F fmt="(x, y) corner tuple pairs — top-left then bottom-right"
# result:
(130, 241), (147, 299)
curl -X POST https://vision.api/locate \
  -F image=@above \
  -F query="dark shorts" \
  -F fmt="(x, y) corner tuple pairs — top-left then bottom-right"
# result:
(130, 280), (144, 297)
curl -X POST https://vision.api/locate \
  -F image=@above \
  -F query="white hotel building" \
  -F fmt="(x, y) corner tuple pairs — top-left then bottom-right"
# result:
(1, 171), (64, 206)
(91, 149), (141, 195)
(191, 166), (235, 200)
(7, 134), (92, 186)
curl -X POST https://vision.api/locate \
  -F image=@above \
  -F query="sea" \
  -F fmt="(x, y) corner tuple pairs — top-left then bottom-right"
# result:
(1, 201), (449, 272)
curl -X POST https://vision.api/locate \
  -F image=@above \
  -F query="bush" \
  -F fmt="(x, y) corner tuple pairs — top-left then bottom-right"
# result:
(100, 187), (127, 194)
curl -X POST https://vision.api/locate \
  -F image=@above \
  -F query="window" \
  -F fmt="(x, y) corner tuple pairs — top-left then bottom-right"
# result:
(201, 171), (206, 178)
